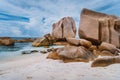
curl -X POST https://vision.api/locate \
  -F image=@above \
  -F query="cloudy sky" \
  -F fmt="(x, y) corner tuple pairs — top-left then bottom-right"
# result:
(0, 0), (120, 37)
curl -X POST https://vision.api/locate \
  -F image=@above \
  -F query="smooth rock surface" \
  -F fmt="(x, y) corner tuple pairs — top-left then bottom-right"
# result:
(57, 46), (95, 61)
(79, 8), (120, 47)
(52, 17), (76, 40)
(99, 42), (120, 55)
(91, 56), (120, 67)
(66, 38), (92, 48)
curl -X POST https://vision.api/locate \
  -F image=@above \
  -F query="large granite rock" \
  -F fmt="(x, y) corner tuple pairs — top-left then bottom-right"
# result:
(0, 37), (15, 46)
(32, 33), (55, 47)
(57, 46), (96, 62)
(52, 17), (76, 40)
(91, 56), (120, 67)
(79, 8), (120, 47)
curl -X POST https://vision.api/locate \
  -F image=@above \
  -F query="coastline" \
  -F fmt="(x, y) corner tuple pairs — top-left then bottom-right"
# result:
(0, 52), (120, 80)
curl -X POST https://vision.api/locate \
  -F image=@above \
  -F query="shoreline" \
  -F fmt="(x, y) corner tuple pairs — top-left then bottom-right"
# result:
(0, 52), (120, 80)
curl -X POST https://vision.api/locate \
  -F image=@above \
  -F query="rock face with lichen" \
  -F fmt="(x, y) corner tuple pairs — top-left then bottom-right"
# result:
(52, 17), (76, 40)
(79, 8), (120, 48)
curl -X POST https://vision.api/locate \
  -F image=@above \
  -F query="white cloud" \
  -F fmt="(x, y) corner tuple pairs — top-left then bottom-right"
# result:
(0, 0), (120, 37)
(0, 25), (22, 37)
(12, 29), (22, 36)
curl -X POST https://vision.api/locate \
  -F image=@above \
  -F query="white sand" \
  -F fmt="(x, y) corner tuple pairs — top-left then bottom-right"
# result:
(0, 52), (120, 80)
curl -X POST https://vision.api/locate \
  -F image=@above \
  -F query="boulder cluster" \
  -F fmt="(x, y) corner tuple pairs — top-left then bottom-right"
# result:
(32, 8), (120, 67)
(32, 17), (76, 47)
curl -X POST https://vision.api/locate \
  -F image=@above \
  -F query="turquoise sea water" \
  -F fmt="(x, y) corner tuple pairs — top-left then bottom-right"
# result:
(0, 37), (64, 60)
(0, 37), (32, 60)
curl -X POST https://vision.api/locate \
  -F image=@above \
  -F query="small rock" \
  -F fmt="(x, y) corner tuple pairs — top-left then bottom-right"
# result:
(43, 46), (49, 48)
(47, 48), (54, 52)
(22, 51), (31, 54)
(27, 76), (32, 79)
(31, 50), (39, 53)
(40, 50), (47, 54)
(47, 51), (61, 60)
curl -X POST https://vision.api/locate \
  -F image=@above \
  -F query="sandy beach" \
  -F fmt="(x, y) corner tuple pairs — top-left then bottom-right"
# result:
(0, 52), (120, 80)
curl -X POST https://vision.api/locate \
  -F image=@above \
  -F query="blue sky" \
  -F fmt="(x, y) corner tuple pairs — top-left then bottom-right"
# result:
(0, 0), (120, 37)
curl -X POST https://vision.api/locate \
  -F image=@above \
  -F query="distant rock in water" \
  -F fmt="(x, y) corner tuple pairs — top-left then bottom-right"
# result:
(79, 8), (120, 47)
(52, 17), (76, 41)
(16, 38), (35, 43)
(0, 37), (15, 46)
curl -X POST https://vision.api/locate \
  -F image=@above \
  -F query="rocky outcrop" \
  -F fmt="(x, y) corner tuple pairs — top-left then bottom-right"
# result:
(47, 41), (120, 65)
(79, 8), (120, 47)
(52, 17), (76, 40)
(32, 33), (55, 47)
(16, 38), (35, 42)
(0, 37), (15, 46)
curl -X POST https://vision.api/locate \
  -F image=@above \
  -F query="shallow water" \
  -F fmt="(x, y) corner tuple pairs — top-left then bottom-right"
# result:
(0, 42), (64, 61)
